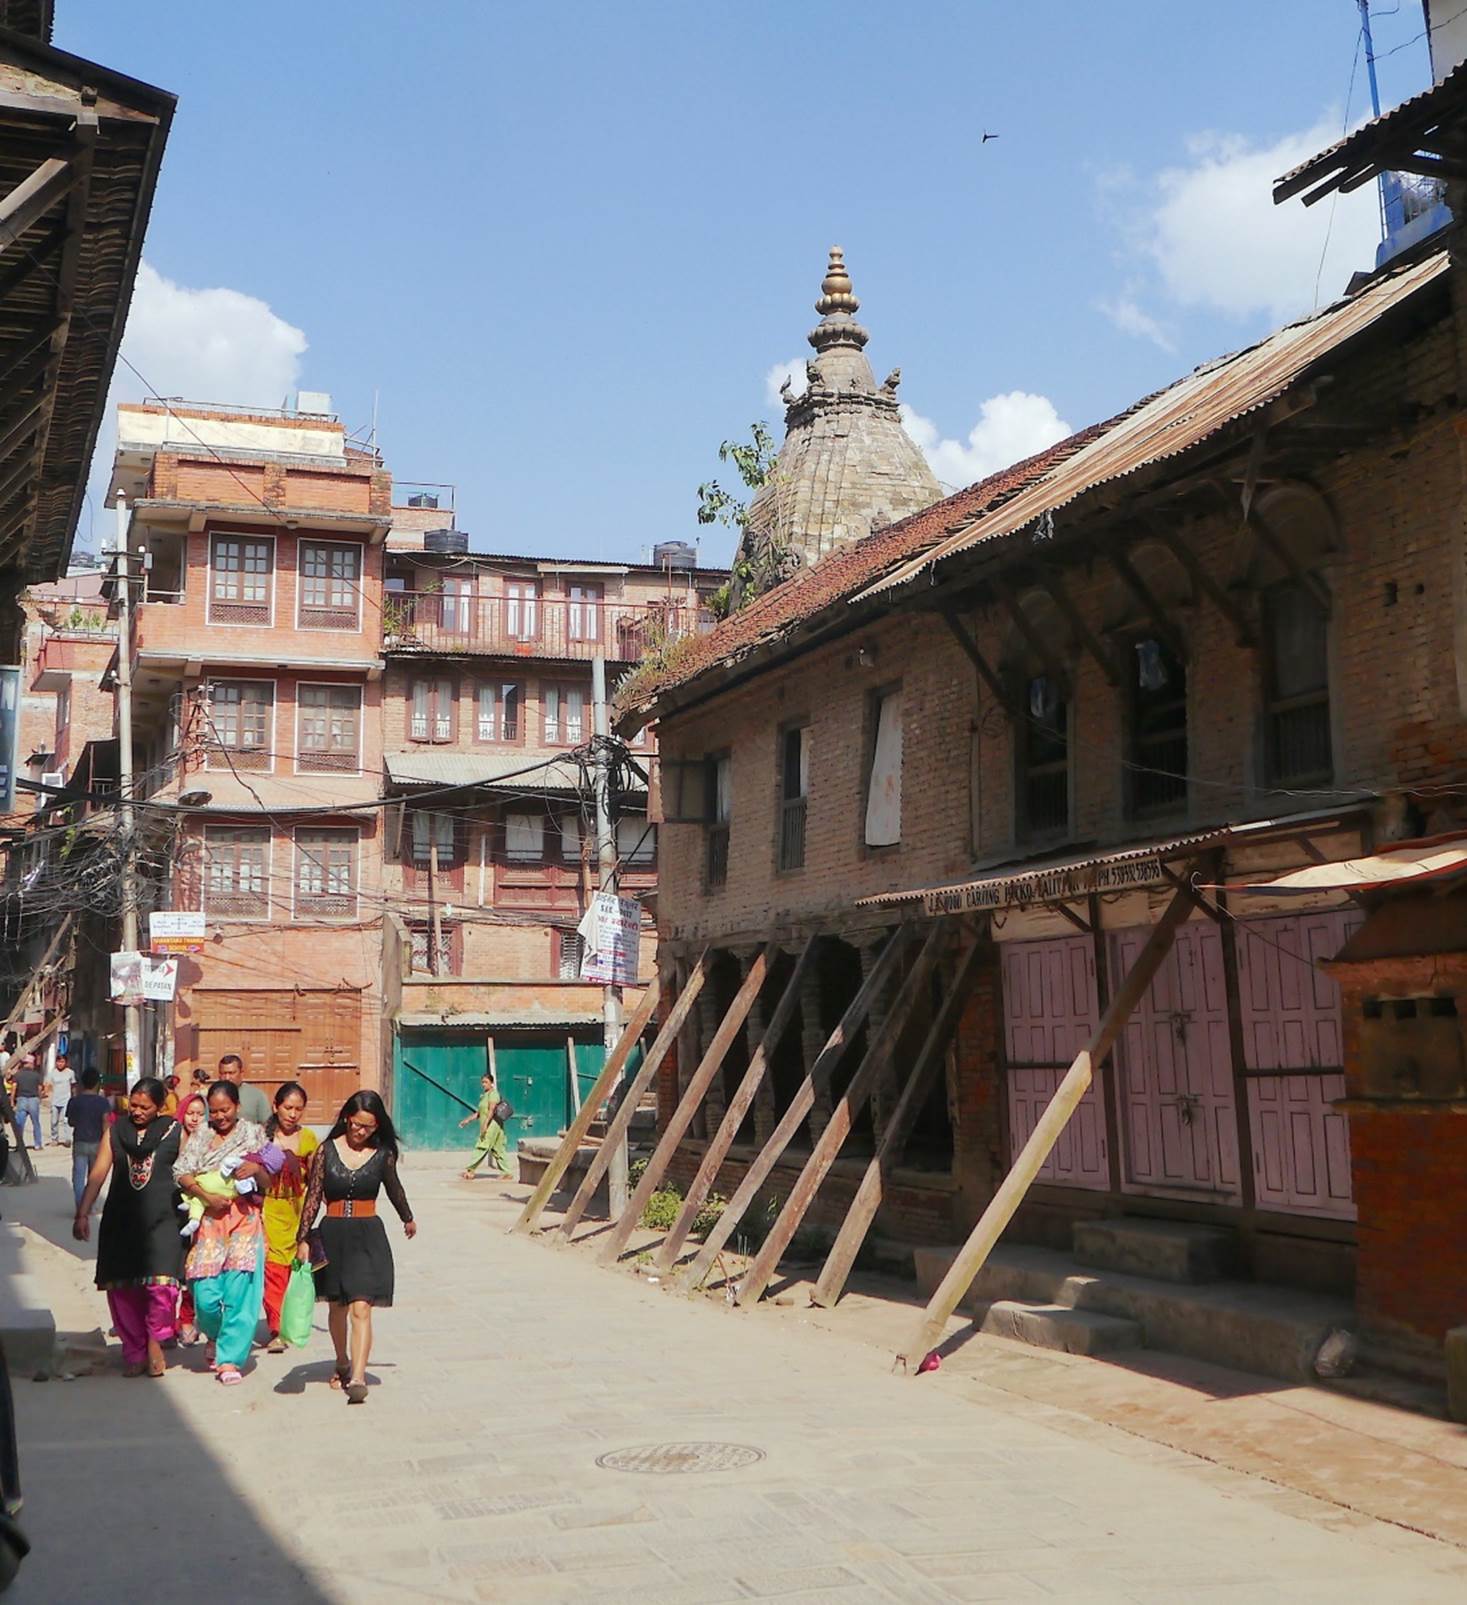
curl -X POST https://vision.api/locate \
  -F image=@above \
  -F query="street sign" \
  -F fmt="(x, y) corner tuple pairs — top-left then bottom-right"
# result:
(577, 891), (642, 986)
(149, 910), (206, 955)
(110, 951), (179, 1005)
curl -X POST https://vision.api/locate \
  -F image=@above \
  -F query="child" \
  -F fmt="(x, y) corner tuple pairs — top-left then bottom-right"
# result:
(460, 1072), (513, 1180)
(179, 1142), (283, 1236)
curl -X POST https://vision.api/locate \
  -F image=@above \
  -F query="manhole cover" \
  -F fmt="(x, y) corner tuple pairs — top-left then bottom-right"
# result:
(596, 1441), (765, 1475)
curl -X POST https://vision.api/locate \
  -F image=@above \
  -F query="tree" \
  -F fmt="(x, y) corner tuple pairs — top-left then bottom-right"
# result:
(697, 422), (789, 617)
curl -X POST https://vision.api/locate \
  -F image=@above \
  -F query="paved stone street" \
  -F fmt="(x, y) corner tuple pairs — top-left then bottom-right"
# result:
(5, 1147), (1466, 1604)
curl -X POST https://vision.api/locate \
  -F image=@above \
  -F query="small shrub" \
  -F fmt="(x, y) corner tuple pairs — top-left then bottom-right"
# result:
(640, 1185), (683, 1232)
(689, 1191), (726, 1240)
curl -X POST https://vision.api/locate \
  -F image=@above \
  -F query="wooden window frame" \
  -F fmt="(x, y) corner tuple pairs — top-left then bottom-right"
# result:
(705, 750), (731, 891)
(552, 927), (585, 978)
(296, 538), (364, 632)
(776, 719), (810, 874)
(861, 683), (903, 854)
(1015, 673), (1069, 842)
(408, 675), (458, 744)
(295, 682), (363, 775)
(504, 577), (541, 642)
(566, 580), (604, 643)
(205, 678), (276, 774)
(406, 809), (467, 893)
(292, 825), (359, 920)
(1126, 637), (1189, 820)
(473, 678), (524, 745)
(408, 920), (463, 977)
(207, 531), (275, 627)
(201, 824), (272, 921)
(1262, 579), (1333, 788)
(541, 680), (588, 746)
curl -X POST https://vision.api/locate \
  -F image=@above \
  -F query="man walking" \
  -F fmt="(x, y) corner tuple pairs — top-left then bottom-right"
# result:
(216, 1053), (270, 1125)
(12, 1056), (43, 1151)
(65, 1069), (111, 1209)
(46, 1053), (75, 1147)
(460, 1071), (514, 1181)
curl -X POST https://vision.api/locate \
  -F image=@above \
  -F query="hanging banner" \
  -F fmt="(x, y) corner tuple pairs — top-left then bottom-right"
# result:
(149, 910), (206, 955)
(0, 666), (19, 813)
(110, 952), (179, 1005)
(577, 891), (642, 986)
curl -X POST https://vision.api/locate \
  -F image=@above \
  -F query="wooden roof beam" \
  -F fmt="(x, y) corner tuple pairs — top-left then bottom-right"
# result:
(940, 608), (1018, 716)
(1031, 561), (1121, 687)
(990, 572), (1071, 699)
(1141, 516), (1256, 649)
(0, 153), (77, 255)
(1104, 543), (1189, 664)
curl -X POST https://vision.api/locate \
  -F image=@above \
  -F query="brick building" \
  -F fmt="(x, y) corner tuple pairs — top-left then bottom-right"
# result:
(378, 516), (723, 1149)
(623, 234), (1467, 1390)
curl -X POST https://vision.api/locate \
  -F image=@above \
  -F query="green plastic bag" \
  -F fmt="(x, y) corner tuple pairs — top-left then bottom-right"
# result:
(279, 1261), (316, 1349)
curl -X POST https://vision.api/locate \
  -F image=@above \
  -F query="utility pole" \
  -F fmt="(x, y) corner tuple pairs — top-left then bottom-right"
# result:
(590, 651), (627, 1215)
(113, 491), (141, 1085)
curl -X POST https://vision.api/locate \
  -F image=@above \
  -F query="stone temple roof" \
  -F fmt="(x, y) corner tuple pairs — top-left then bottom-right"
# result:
(737, 248), (942, 575)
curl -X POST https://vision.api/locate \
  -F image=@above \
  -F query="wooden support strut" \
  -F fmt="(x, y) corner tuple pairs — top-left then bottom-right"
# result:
(0, 913), (74, 1048)
(679, 924), (916, 1292)
(0, 155), (75, 254)
(812, 937), (985, 1308)
(596, 944), (774, 1264)
(653, 935), (818, 1273)
(939, 610), (1017, 715)
(1106, 544), (1188, 664)
(736, 923), (951, 1306)
(510, 972), (663, 1234)
(557, 954), (711, 1239)
(990, 574), (1071, 699)
(897, 879), (1197, 1369)
(1145, 521), (1256, 648)
(1033, 564), (1120, 686)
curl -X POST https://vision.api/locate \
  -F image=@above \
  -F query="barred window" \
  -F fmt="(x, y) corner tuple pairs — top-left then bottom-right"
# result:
(207, 681), (273, 771)
(294, 827), (357, 917)
(476, 680), (522, 742)
(203, 826), (270, 918)
(297, 684), (361, 771)
(1264, 581), (1331, 786)
(411, 677), (455, 742)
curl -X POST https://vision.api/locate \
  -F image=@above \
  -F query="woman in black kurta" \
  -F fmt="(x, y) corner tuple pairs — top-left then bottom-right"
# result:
(296, 1090), (415, 1404)
(73, 1077), (185, 1377)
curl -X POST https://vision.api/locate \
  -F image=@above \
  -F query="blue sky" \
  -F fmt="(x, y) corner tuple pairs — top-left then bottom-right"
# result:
(62, 2), (1438, 566)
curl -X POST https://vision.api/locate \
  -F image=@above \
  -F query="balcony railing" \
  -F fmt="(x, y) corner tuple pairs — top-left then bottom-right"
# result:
(382, 594), (715, 662)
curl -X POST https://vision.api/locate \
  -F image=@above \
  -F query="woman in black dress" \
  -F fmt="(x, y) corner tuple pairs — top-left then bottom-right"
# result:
(73, 1077), (184, 1377)
(296, 1090), (416, 1404)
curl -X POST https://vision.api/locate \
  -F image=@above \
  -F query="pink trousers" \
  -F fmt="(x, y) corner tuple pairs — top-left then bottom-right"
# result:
(106, 1285), (177, 1366)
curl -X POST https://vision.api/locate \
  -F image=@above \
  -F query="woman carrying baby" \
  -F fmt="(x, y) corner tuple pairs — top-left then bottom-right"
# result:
(72, 1077), (185, 1378)
(261, 1081), (318, 1353)
(173, 1081), (280, 1386)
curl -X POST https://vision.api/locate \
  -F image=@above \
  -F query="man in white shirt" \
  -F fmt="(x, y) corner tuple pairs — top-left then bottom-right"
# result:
(46, 1053), (75, 1147)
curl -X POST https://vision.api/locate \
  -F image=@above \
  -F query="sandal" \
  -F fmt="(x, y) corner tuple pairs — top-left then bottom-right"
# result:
(265, 1336), (286, 1355)
(329, 1362), (350, 1390)
(345, 1380), (368, 1404)
(216, 1366), (243, 1386)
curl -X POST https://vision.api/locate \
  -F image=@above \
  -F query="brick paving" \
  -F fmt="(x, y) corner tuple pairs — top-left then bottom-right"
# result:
(7, 1150), (1467, 1603)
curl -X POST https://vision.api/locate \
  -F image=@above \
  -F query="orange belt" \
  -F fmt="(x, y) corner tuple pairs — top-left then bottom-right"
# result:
(325, 1199), (376, 1219)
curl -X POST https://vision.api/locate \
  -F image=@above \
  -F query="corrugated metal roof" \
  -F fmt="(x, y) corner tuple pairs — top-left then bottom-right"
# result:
(399, 1009), (608, 1029)
(857, 252), (1449, 605)
(385, 750), (586, 793)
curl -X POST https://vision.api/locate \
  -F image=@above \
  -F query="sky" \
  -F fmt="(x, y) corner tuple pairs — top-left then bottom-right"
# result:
(60, 1), (1441, 568)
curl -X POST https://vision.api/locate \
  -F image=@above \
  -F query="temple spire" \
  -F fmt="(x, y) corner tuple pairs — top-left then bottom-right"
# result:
(809, 245), (869, 354)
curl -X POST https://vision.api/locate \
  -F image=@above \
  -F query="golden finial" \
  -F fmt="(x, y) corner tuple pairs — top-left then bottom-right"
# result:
(815, 246), (860, 318)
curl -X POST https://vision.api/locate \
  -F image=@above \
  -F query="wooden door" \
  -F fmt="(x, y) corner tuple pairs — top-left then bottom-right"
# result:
(1236, 909), (1359, 1219)
(192, 988), (361, 1123)
(1001, 935), (1108, 1190)
(1111, 921), (1240, 1202)
(394, 1031), (485, 1149)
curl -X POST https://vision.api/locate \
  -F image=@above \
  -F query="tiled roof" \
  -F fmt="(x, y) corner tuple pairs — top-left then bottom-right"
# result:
(617, 422), (1114, 718)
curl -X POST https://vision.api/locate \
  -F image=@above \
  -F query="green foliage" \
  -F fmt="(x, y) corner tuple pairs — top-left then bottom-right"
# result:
(640, 1186), (683, 1232)
(696, 421), (777, 535)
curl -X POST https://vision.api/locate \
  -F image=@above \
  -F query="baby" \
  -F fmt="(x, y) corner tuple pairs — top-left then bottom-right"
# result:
(179, 1144), (284, 1237)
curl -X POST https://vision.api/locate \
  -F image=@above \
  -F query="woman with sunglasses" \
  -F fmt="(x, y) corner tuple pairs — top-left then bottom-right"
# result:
(296, 1090), (416, 1404)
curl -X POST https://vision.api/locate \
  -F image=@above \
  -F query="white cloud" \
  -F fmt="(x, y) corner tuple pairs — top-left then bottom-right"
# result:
(1097, 293), (1176, 353)
(764, 356), (806, 408)
(1123, 117), (1381, 329)
(82, 262), (308, 548)
(901, 392), (1071, 491)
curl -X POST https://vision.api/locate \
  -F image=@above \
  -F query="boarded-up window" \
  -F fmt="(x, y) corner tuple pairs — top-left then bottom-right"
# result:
(864, 688), (902, 847)
(207, 681), (273, 771)
(210, 535), (271, 625)
(298, 541), (362, 629)
(298, 685), (361, 771)
(294, 827), (358, 918)
(203, 825), (270, 918)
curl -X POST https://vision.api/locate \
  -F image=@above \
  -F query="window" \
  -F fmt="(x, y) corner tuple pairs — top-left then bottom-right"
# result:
(209, 535), (272, 625)
(706, 752), (731, 890)
(504, 812), (545, 862)
(410, 677), (456, 743)
(409, 810), (459, 869)
(543, 683), (586, 745)
(1263, 581), (1331, 785)
(294, 827), (357, 918)
(207, 681), (273, 771)
(476, 680), (522, 743)
(567, 582), (602, 642)
(559, 811), (582, 863)
(778, 724), (809, 872)
(297, 684), (361, 772)
(864, 688), (903, 848)
(409, 923), (461, 976)
(617, 814), (656, 867)
(1129, 638), (1187, 816)
(505, 580), (539, 640)
(1018, 675), (1068, 837)
(556, 930), (585, 978)
(54, 683), (70, 744)
(203, 825), (270, 918)
(438, 575), (474, 635)
(298, 541), (362, 630)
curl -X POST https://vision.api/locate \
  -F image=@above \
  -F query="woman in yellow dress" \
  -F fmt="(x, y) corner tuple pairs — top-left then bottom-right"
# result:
(261, 1082), (318, 1354)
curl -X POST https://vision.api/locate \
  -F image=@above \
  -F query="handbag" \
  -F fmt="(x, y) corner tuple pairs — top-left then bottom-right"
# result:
(492, 1098), (513, 1125)
(279, 1261), (316, 1348)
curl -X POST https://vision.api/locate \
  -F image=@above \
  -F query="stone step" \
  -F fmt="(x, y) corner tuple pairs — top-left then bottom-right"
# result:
(973, 1299), (1143, 1357)
(912, 1242), (1354, 1384)
(1072, 1217), (1236, 1284)
(0, 1221), (57, 1374)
